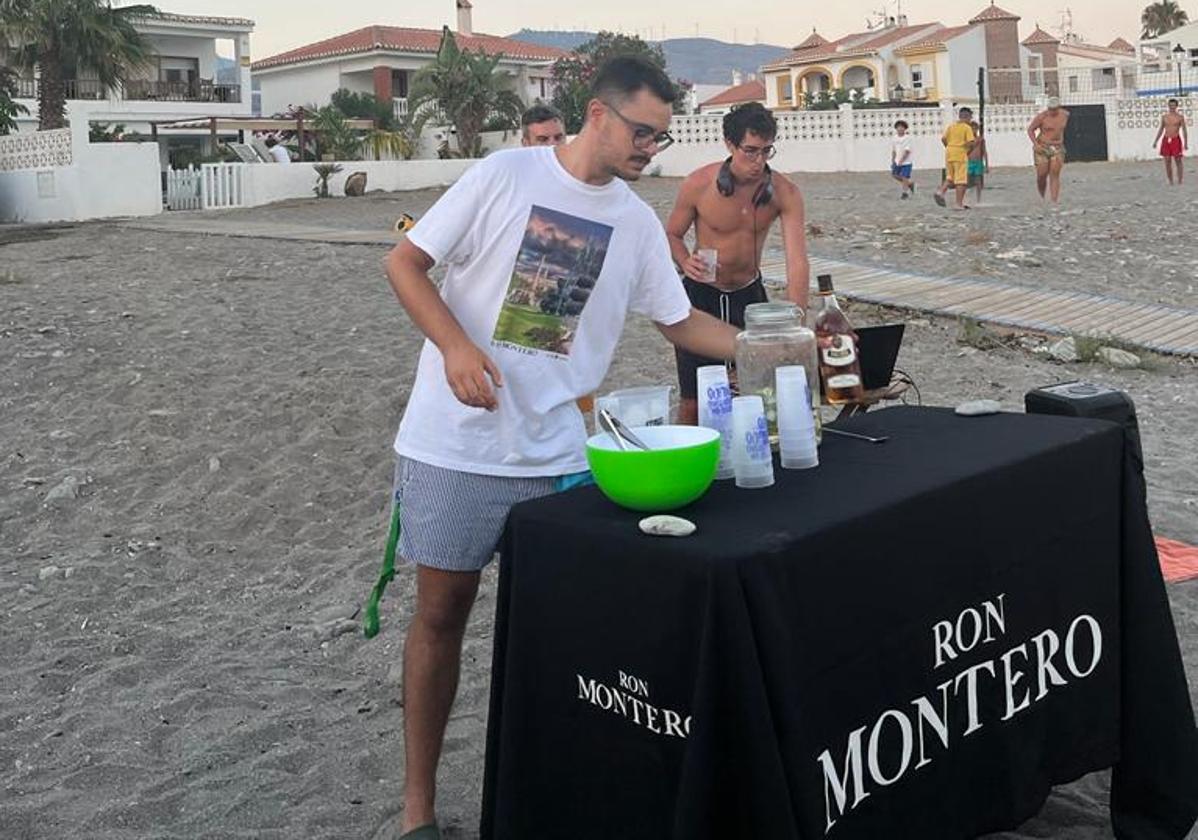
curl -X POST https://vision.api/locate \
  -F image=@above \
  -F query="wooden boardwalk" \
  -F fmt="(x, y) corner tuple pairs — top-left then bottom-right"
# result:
(761, 254), (1198, 357)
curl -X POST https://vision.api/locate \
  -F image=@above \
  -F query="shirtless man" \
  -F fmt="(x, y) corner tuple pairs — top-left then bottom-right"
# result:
(1027, 96), (1070, 205)
(665, 102), (810, 424)
(1153, 98), (1189, 185)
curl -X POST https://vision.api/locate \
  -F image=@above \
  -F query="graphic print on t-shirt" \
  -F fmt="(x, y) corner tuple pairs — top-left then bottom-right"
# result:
(492, 205), (613, 358)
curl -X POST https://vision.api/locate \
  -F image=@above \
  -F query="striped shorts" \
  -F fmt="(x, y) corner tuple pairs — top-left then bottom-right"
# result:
(393, 458), (561, 572)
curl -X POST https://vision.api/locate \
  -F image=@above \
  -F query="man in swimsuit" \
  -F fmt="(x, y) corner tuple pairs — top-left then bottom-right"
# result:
(1028, 97), (1070, 205)
(1153, 98), (1188, 185)
(665, 102), (810, 424)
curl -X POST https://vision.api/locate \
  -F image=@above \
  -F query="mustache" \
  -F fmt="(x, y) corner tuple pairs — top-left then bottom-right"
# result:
(631, 155), (652, 166)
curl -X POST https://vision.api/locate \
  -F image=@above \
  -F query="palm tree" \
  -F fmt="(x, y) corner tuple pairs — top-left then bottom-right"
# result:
(1142, 0), (1190, 38)
(410, 27), (524, 158)
(1, 65), (29, 134)
(0, 0), (158, 130)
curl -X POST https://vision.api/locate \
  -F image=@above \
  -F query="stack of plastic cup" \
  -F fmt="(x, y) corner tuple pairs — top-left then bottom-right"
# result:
(731, 395), (776, 489)
(776, 366), (820, 470)
(696, 365), (736, 480)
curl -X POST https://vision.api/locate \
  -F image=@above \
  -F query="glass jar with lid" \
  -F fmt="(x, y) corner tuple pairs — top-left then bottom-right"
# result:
(734, 302), (821, 442)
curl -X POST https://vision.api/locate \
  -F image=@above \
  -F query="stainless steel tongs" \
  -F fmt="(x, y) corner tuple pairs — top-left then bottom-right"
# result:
(598, 408), (652, 451)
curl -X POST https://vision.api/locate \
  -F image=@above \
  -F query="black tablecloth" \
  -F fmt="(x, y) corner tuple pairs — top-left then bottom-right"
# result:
(481, 407), (1198, 839)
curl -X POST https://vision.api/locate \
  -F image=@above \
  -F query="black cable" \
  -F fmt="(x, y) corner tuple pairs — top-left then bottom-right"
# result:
(892, 367), (922, 406)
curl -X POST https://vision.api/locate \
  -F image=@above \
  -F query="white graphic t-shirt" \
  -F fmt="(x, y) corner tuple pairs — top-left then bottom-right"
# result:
(396, 146), (693, 477)
(892, 134), (912, 167)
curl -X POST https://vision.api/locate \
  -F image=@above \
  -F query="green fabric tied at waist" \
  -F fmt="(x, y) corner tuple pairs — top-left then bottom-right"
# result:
(362, 470), (595, 639)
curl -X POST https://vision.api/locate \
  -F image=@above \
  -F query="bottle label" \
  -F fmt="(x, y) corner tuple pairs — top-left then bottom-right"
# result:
(828, 373), (863, 389)
(821, 335), (858, 368)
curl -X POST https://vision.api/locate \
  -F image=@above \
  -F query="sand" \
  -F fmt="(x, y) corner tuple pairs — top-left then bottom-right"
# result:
(0, 160), (1195, 839)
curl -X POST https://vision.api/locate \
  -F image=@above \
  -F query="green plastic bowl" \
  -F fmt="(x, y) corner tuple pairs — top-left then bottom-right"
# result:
(585, 425), (721, 512)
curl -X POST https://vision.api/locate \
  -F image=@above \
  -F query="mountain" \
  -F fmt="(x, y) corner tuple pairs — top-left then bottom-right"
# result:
(508, 29), (791, 85)
(216, 56), (239, 85)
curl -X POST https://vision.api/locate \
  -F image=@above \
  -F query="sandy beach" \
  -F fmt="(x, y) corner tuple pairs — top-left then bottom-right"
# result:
(1, 160), (1195, 839)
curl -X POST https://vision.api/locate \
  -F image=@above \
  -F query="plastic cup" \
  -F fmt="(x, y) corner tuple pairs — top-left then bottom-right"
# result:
(731, 395), (775, 489)
(696, 248), (718, 283)
(777, 366), (820, 470)
(696, 365), (736, 480)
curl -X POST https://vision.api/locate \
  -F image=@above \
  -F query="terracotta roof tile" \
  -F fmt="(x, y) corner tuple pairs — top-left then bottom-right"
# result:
(896, 24), (975, 52)
(795, 31), (831, 50)
(969, 3), (1020, 23)
(1022, 26), (1061, 46)
(701, 79), (766, 107)
(1108, 37), (1135, 53)
(135, 11), (254, 29)
(254, 25), (567, 70)
(851, 23), (943, 52)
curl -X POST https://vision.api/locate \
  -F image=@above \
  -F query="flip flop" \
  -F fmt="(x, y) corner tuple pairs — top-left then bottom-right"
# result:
(933, 193), (946, 207)
(398, 825), (441, 840)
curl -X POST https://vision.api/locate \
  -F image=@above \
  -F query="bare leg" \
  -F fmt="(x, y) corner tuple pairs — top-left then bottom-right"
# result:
(1049, 158), (1064, 204)
(1166, 157), (1175, 185)
(678, 397), (698, 426)
(401, 565), (482, 833)
(1035, 162), (1050, 199)
(955, 183), (969, 209)
(974, 176), (983, 205)
(1178, 156), (1184, 184)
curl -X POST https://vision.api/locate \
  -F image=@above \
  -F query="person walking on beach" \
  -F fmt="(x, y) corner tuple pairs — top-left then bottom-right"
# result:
(1154, 98), (1188, 185)
(968, 120), (989, 205)
(890, 119), (915, 199)
(664, 102), (810, 424)
(934, 107), (975, 210)
(381, 56), (740, 840)
(1028, 97), (1070, 205)
(520, 103), (567, 147)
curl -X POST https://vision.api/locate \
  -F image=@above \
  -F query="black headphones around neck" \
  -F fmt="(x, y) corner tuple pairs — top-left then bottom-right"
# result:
(716, 157), (774, 207)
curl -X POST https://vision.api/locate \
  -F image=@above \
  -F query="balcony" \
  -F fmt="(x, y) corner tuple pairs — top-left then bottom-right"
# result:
(125, 80), (242, 103)
(14, 77), (241, 103)
(393, 97), (409, 120)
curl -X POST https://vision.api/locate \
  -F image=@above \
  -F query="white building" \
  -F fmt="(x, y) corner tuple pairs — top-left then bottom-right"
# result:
(10, 11), (254, 167)
(253, 0), (565, 124)
(1138, 22), (1198, 97)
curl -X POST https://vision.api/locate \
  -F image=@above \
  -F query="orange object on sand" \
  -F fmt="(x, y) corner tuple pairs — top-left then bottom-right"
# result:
(1156, 536), (1198, 583)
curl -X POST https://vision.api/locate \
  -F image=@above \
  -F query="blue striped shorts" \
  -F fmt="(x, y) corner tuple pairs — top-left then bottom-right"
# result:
(393, 458), (583, 572)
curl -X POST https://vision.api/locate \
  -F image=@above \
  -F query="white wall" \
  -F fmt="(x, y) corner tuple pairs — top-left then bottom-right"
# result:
(239, 158), (477, 206)
(0, 117), (162, 223)
(948, 28), (987, 101)
(147, 33), (219, 79)
(257, 63), (342, 115)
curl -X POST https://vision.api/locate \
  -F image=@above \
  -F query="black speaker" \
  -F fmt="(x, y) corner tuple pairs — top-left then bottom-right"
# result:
(1025, 381), (1143, 472)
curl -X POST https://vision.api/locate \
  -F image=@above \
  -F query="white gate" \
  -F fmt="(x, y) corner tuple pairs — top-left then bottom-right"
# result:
(200, 162), (246, 210)
(164, 165), (202, 210)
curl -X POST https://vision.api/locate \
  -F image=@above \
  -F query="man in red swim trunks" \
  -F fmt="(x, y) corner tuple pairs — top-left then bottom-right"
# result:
(1154, 98), (1189, 185)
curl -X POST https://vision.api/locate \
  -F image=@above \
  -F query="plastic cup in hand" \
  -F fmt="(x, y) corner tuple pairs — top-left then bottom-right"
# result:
(696, 365), (735, 480)
(731, 395), (775, 489)
(776, 366), (820, 470)
(696, 248), (718, 283)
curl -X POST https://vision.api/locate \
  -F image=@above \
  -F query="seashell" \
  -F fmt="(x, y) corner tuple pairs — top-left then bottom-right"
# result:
(639, 515), (697, 538)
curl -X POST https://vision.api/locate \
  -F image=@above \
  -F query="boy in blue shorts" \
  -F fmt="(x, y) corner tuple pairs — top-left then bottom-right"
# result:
(890, 119), (914, 199)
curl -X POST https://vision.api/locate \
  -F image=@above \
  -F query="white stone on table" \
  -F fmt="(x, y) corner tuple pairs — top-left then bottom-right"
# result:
(955, 400), (1002, 417)
(639, 515), (697, 538)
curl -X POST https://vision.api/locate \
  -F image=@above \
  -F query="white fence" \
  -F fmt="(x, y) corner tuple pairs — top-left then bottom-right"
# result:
(165, 165), (202, 210)
(201, 162), (246, 210)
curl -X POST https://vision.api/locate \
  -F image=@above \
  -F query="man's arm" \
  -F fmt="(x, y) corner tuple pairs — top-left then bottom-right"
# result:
(1184, 116), (1189, 150)
(775, 178), (811, 310)
(385, 240), (503, 411)
(664, 175), (708, 280)
(1154, 115), (1166, 146)
(1027, 114), (1043, 145)
(655, 309), (739, 361)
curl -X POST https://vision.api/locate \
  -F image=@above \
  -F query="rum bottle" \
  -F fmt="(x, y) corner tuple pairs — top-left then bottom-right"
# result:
(812, 274), (865, 405)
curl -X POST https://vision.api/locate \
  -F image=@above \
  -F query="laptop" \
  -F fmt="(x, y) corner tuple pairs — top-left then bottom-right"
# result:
(855, 323), (906, 390)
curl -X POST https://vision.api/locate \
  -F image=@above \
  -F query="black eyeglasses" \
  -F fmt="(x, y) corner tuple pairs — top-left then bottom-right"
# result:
(603, 101), (674, 151)
(737, 143), (776, 161)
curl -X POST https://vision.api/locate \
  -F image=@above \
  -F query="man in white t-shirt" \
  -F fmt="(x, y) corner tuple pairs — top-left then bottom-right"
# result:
(265, 136), (291, 164)
(382, 56), (739, 839)
(890, 119), (914, 199)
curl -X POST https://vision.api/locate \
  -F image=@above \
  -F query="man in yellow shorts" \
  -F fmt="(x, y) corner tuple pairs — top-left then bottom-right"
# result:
(934, 106), (976, 211)
(1028, 97), (1070, 205)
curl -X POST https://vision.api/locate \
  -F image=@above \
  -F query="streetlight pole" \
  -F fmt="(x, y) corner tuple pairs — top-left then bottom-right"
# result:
(1174, 44), (1186, 98)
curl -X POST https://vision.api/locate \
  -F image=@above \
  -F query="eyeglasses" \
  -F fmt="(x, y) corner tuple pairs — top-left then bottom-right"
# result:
(603, 101), (674, 151)
(737, 143), (776, 161)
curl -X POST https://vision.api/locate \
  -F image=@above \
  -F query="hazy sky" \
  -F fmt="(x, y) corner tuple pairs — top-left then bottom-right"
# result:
(167, 0), (1151, 60)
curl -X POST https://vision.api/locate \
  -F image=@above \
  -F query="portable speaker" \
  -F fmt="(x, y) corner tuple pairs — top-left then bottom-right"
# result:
(1025, 381), (1143, 472)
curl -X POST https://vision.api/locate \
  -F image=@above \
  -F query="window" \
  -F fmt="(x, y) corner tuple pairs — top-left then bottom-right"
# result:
(777, 75), (793, 102)
(1069, 76), (1079, 93)
(1190, 47), (1198, 68)
(911, 66), (924, 90)
(1028, 55), (1042, 87)
(391, 70), (409, 98)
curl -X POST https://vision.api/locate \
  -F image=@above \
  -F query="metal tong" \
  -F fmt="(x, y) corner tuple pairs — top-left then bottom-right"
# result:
(598, 408), (651, 451)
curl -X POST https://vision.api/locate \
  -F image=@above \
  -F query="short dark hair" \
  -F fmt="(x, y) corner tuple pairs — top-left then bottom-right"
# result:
(522, 104), (563, 129)
(1170, 97), (1180, 105)
(959, 106), (973, 116)
(894, 119), (909, 130)
(723, 102), (777, 145)
(265, 136), (278, 147)
(591, 55), (676, 105)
